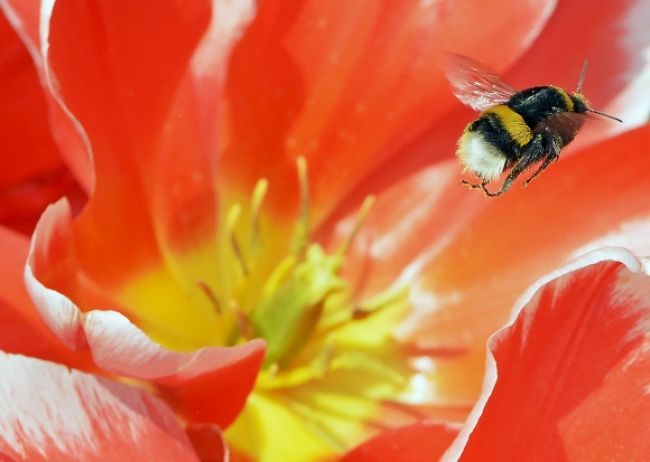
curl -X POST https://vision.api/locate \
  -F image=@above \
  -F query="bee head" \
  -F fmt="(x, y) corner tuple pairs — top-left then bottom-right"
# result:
(570, 92), (588, 113)
(573, 60), (623, 123)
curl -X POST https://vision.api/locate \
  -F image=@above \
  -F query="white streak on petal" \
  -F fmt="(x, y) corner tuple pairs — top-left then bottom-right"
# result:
(25, 200), (265, 384)
(83, 309), (265, 381)
(192, 0), (256, 78)
(368, 164), (456, 259)
(24, 200), (87, 350)
(38, 0), (94, 176)
(605, 49), (650, 136)
(440, 247), (645, 461)
(0, 352), (198, 461)
(569, 217), (650, 260)
(600, 0), (650, 134)
(0, 1), (42, 68)
(518, 0), (556, 51)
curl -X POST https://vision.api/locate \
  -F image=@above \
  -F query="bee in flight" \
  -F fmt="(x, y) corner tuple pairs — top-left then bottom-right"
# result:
(446, 54), (622, 197)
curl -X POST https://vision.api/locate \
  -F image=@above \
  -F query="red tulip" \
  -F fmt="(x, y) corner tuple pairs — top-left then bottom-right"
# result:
(1, 0), (649, 460)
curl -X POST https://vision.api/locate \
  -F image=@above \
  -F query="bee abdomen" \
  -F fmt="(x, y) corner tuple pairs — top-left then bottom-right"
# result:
(457, 105), (533, 181)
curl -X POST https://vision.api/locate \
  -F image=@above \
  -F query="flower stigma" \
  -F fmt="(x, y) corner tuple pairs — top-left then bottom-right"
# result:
(122, 157), (421, 461)
(220, 158), (417, 460)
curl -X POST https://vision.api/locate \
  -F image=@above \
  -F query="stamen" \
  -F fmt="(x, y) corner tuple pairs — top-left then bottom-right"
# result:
(338, 195), (375, 256)
(197, 280), (222, 315)
(250, 178), (269, 256)
(292, 156), (310, 254)
(262, 255), (297, 298)
(226, 203), (249, 277)
(230, 299), (254, 340)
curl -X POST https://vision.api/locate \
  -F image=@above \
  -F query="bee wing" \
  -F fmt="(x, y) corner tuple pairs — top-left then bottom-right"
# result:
(444, 53), (519, 112)
(534, 111), (587, 144)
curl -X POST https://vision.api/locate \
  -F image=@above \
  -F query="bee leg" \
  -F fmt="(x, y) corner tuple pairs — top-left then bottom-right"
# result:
(483, 160), (532, 196)
(524, 153), (559, 187)
(461, 179), (489, 190)
(486, 136), (546, 197)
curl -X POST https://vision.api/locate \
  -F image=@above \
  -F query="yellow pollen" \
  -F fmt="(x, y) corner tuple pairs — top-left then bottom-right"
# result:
(226, 203), (249, 277)
(338, 195), (375, 256)
(250, 178), (269, 256)
(292, 155), (310, 254)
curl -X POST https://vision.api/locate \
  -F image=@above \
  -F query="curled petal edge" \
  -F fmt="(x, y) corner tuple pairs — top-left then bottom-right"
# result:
(24, 199), (266, 384)
(440, 246), (648, 461)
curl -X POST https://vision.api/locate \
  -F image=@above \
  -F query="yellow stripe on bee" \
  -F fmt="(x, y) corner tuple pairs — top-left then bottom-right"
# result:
(485, 105), (533, 147)
(552, 86), (574, 112)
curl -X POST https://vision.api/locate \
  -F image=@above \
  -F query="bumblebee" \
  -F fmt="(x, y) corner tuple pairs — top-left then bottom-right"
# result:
(446, 54), (622, 197)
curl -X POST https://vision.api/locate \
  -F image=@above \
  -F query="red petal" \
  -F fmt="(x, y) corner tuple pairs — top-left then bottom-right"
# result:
(341, 421), (460, 462)
(0, 352), (203, 462)
(505, 0), (650, 147)
(319, 0), (650, 235)
(333, 123), (650, 410)
(0, 11), (86, 234)
(8, 0), (255, 289)
(186, 425), (229, 462)
(219, 0), (555, 222)
(0, 224), (91, 368)
(25, 199), (265, 427)
(0, 166), (86, 235)
(0, 12), (60, 188)
(444, 249), (650, 461)
(405, 124), (650, 346)
(39, 0), (213, 283)
(1, 0), (95, 192)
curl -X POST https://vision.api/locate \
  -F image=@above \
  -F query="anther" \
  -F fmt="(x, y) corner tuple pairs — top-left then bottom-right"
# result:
(292, 156), (310, 254)
(226, 203), (249, 277)
(250, 178), (269, 255)
(197, 281), (222, 315)
(338, 195), (375, 256)
(230, 300), (254, 340)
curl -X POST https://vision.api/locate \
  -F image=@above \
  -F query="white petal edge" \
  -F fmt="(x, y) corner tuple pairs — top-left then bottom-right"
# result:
(440, 246), (647, 461)
(605, 1), (650, 133)
(25, 199), (265, 382)
(0, 0), (94, 190)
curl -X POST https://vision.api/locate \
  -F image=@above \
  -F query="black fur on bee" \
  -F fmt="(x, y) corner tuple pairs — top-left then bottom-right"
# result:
(446, 54), (621, 197)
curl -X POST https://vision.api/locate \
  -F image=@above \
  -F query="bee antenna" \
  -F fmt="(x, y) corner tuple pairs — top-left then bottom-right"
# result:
(586, 108), (623, 123)
(576, 59), (588, 94)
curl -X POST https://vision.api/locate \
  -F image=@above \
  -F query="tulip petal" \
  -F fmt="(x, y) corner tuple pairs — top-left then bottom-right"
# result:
(333, 123), (650, 413)
(38, 0), (212, 283)
(185, 424), (229, 462)
(0, 224), (91, 367)
(319, 0), (650, 235)
(25, 199), (266, 427)
(219, 0), (556, 221)
(505, 0), (650, 147)
(402, 124), (650, 346)
(0, 351), (202, 462)
(0, 11), (60, 188)
(1, 0), (96, 191)
(4, 0), (256, 291)
(443, 248), (650, 461)
(341, 421), (460, 462)
(0, 10), (86, 234)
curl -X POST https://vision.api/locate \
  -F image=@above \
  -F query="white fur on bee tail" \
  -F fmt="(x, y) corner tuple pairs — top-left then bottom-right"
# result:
(457, 131), (507, 181)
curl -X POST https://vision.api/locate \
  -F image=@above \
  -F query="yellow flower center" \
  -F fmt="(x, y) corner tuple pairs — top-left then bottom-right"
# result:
(121, 158), (415, 461)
